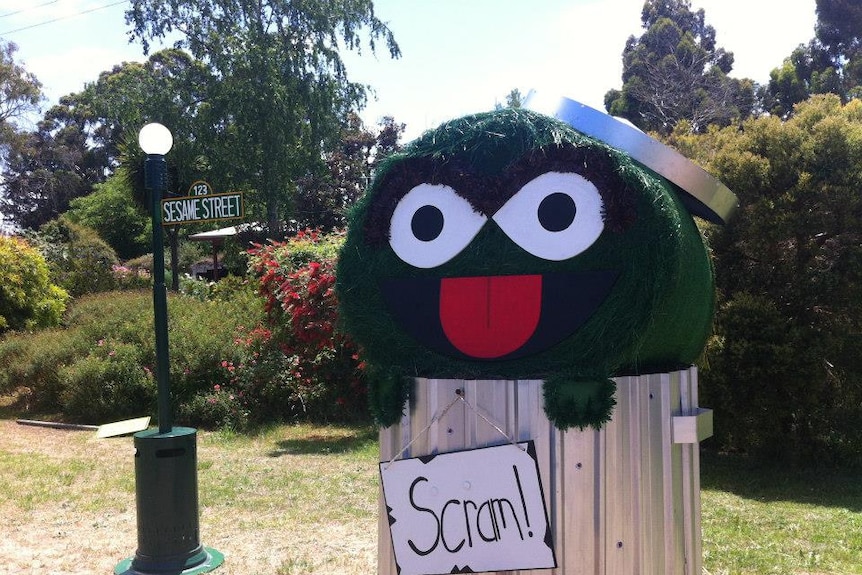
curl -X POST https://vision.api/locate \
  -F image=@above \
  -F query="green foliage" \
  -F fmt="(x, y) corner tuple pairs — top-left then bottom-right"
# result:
(111, 264), (152, 291)
(700, 293), (813, 461)
(0, 40), (41, 142)
(0, 290), (262, 424)
(672, 95), (862, 464)
(294, 113), (405, 230)
(0, 41), (44, 223)
(66, 174), (151, 260)
(0, 236), (69, 334)
(126, 0), (400, 229)
(760, 2), (862, 118)
(58, 340), (154, 422)
(32, 217), (119, 297)
(0, 328), (85, 411)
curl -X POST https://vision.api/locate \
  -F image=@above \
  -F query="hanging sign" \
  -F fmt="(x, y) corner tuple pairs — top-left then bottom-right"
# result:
(380, 441), (556, 575)
(161, 191), (244, 226)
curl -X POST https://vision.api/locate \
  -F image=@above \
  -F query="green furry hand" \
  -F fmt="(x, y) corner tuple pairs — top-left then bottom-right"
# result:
(367, 367), (412, 428)
(543, 375), (617, 430)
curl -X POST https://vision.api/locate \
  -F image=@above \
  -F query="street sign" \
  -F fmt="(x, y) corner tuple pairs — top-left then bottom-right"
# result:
(161, 191), (244, 226)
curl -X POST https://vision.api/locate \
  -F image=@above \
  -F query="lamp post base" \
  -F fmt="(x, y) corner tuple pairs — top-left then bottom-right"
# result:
(114, 546), (224, 575)
(116, 427), (223, 575)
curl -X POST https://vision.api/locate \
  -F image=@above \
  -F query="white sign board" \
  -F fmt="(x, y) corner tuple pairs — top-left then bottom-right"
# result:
(380, 441), (556, 575)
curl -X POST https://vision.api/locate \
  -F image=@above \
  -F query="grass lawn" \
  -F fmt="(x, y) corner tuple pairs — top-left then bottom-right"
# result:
(700, 452), (862, 575)
(1, 415), (861, 575)
(0, 419), (380, 575)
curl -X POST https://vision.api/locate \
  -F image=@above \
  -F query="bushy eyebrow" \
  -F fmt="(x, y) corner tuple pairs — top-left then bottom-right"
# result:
(362, 143), (638, 246)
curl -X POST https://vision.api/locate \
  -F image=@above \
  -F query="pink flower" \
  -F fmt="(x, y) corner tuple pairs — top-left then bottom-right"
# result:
(214, 384), (221, 392)
(108, 350), (116, 357)
(97, 339), (105, 346)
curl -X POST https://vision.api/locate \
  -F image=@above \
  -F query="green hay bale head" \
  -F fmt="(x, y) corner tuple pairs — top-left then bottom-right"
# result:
(337, 108), (713, 429)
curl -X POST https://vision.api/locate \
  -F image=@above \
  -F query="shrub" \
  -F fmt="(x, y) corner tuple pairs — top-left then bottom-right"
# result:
(32, 217), (119, 296)
(65, 176), (151, 260)
(112, 264), (152, 290)
(0, 289), (263, 425)
(0, 328), (88, 411)
(0, 229), (365, 428)
(242, 230), (367, 424)
(177, 389), (249, 431)
(179, 274), (213, 301)
(700, 292), (859, 465)
(58, 340), (155, 423)
(0, 236), (69, 334)
(166, 289), (263, 407)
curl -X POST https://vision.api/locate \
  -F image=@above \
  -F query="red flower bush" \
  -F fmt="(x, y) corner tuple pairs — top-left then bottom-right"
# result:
(237, 230), (366, 423)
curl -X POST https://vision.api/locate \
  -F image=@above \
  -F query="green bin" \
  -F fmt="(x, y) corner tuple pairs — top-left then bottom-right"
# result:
(115, 427), (223, 575)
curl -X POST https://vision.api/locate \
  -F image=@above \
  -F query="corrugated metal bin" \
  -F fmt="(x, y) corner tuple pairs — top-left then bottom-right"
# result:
(379, 367), (712, 575)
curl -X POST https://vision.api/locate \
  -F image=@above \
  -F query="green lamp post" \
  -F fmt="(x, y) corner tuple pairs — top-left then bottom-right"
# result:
(115, 123), (224, 575)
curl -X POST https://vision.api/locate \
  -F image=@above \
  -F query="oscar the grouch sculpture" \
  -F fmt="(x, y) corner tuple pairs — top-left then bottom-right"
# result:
(337, 103), (732, 430)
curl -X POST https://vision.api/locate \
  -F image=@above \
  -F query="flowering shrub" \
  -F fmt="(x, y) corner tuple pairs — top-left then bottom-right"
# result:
(179, 273), (213, 301)
(112, 264), (151, 290)
(239, 230), (367, 423)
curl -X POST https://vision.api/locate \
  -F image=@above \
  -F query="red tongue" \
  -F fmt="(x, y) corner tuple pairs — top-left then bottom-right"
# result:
(439, 275), (542, 359)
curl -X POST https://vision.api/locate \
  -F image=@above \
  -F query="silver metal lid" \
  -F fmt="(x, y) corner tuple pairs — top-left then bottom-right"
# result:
(524, 92), (738, 224)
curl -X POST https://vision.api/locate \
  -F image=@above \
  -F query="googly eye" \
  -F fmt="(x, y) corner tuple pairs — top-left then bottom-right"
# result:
(389, 183), (488, 268)
(493, 172), (604, 261)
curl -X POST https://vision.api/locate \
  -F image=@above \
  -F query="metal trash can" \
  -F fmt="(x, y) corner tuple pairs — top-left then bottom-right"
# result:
(115, 427), (223, 575)
(379, 368), (713, 575)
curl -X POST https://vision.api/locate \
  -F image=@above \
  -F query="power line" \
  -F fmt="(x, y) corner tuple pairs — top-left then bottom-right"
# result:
(0, 0), (127, 35)
(0, 0), (60, 20)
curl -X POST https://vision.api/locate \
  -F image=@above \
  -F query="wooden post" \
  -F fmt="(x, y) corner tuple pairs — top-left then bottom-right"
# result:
(378, 367), (711, 575)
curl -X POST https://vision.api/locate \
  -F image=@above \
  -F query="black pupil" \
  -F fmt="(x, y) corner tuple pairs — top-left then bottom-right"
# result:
(538, 192), (577, 232)
(411, 205), (445, 241)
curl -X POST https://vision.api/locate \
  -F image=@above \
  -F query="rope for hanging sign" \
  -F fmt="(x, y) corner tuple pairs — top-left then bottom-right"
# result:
(385, 388), (524, 469)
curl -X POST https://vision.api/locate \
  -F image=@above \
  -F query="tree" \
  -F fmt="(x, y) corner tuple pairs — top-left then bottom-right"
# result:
(0, 41), (42, 156)
(29, 217), (120, 297)
(815, 0), (862, 92)
(125, 0), (400, 233)
(0, 41), (44, 230)
(759, 0), (862, 118)
(0, 115), (104, 229)
(48, 49), (212, 173)
(1, 49), (211, 232)
(65, 173), (151, 261)
(605, 0), (754, 134)
(668, 94), (862, 464)
(293, 113), (404, 230)
(495, 88), (524, 110)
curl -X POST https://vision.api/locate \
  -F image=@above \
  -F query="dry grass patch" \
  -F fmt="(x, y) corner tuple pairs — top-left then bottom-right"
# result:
(0, 420), (378, 575)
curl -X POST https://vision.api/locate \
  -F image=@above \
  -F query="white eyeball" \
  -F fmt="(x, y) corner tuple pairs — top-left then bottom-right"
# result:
(389, 183), (488, 268)
(492, 172), (604, 261)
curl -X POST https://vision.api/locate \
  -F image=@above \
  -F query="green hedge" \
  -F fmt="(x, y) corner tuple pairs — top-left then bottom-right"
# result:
(0, 289), (262, 425)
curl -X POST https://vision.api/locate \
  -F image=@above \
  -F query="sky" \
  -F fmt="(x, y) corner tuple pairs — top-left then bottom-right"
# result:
(0, 0), (818, 143)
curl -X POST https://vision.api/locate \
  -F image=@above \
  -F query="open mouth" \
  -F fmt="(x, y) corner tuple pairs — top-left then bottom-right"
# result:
(381, 271), (618, 361)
